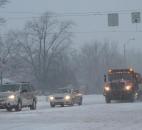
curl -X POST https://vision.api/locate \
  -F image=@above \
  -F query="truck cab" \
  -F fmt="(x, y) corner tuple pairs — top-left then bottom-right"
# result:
(103, 68), (141, 103)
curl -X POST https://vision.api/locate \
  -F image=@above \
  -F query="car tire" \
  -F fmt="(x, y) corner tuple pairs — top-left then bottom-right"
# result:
(129, 95), (135, 102)
(50, 102), (55, 108)
(70, 100), (74, 106)
(61, 104), (64, 107)
(15, 101), (22, 111)
(78, 97), (83, 105)
(30, 100), (37, 110)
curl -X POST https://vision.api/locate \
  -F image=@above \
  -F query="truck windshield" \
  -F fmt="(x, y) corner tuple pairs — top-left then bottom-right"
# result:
(108, 72), (133, 81)
(0, 84), (20, 92)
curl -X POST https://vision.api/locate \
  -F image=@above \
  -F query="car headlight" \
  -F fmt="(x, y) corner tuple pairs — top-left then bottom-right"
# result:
(125, 85), (132, 91)
(8, 95), (15, 100)
(104, 86), (111, 91)
(65, 95), (71, 100)
(49, 96), (54, 101)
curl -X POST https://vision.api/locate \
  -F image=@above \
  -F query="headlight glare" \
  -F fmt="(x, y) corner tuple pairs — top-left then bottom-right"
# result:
(49, 96), (54, 100)
(8, 95), (15, 99)
(104, 86), (111, 91)
(125, 85), (132, 91)
(65, 95), (71, 100)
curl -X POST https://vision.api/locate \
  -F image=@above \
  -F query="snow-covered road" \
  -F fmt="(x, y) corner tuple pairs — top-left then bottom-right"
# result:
(0, 95), (142, 130)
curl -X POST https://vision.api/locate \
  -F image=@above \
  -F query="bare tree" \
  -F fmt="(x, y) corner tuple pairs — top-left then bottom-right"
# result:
(0, 0), (9, 23)
(10, 12), (73, 90)
(0, 32), (15, 84)
(0, 0), (8, 6)
(73, 41), (125, 94)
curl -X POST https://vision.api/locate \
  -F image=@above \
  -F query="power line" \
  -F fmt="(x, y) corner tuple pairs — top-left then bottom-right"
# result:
(0, 9), (142, 20)
(0, 9), (142, 15)
(0, 30), (142, 38)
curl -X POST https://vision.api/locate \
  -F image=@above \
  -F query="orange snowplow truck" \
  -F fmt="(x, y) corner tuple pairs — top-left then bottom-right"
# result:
(103, 68), (142, 103)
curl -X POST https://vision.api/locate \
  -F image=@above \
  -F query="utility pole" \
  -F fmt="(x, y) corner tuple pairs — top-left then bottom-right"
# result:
(0, 57), (6, 85)
(123, 43), (126, 61)
(0, 71), (2, 85)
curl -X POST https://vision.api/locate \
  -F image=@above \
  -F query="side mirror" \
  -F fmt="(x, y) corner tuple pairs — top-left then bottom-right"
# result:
(104, 75), (107, 82)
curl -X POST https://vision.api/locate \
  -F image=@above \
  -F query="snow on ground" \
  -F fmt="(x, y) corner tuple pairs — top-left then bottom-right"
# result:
(0, 95), (142, 130)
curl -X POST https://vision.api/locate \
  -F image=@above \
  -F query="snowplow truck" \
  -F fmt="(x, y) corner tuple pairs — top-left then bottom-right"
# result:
(103, 68), (142, 103)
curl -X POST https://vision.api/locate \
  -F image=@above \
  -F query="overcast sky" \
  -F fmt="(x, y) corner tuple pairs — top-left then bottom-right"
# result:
(0, 0), (142, 50)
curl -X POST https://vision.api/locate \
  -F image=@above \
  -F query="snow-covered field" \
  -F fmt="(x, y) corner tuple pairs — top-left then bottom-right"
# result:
(0, 95), (142, 130)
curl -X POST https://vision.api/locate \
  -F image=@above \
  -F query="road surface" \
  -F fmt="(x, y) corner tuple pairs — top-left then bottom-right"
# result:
(0, 95), (142, 130)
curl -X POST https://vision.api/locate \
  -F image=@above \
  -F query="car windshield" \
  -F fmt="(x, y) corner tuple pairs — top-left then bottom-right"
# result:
(56, 88), (71, 93)
(108, 72), (133, 81)
(0, 84), (20, 92)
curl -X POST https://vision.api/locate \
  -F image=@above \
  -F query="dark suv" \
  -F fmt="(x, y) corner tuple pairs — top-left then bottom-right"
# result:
(0, 82), (37, 111)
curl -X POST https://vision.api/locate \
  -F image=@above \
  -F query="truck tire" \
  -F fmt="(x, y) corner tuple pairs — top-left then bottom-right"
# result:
(138, 94), (142, 101)
(129, 95), (134, 102)
(15, 101), (22, 111)
(6, 107), (13, 112)
(30, 100), (37, 110)
(105, 96), (111, 103)
(137, 91), (142, 101)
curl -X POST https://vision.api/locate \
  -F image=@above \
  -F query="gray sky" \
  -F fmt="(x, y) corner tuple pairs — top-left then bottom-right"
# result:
(0, 0), (142, 50)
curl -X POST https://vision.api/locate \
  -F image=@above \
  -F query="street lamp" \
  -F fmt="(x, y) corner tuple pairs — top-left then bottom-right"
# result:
(123, 38), (135, 65)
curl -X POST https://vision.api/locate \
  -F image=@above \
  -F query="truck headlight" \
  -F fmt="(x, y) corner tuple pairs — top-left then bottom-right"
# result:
(8, 95), (15, 100)
(49, 96), (54, 101)
(65, 95), (71, 100)
(104, 86), (111, 91)
(125, 85), (132, 91)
